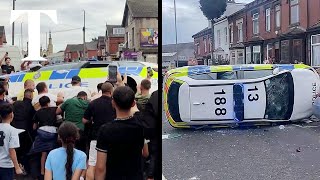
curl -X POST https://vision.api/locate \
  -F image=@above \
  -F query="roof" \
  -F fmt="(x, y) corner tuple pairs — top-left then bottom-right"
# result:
(66, 44), (83, 52)
(192, 27), (212, 38)
(122, 0), (158, 26)
(66, 41), (98, 52)
(215, 3), (246, 23)
(86, 41), (98, 51)
(162, 42), (194, 62)
(47, 51), (64, 58)
(106, 25), (125, 37)
(127, 0), (158, 18)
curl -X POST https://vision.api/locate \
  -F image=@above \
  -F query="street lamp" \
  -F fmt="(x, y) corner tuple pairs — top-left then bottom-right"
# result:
(83, 10), (86, 60)
(174, 0), (178, 68)
(12, 0), (16, 45)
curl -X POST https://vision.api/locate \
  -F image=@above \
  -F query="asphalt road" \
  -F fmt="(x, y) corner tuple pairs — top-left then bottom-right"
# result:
(162, 111), (320, 180)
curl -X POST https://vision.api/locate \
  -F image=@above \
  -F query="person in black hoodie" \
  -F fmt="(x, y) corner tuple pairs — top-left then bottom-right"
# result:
(12, 89), (36, 174)
(141, 90), (159, 180)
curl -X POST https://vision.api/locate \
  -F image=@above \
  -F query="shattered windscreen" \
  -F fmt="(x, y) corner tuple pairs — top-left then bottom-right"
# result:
(264, 72), (294, 120)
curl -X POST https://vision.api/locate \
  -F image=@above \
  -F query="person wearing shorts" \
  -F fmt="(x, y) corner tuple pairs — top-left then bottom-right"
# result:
(83, 82), (115, 180)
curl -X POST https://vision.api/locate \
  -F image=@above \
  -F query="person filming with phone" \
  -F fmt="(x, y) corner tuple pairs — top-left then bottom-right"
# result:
(0, 53), (15, 75)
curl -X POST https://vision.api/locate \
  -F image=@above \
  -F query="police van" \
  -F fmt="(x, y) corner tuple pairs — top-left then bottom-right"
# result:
(0, 61), (158, 98)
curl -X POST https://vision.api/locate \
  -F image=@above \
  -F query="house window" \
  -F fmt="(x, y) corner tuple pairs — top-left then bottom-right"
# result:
(266, 8), (271, 31)
(281, 40), (290, 63)
(132, 28), (135, 47)
(217, 30), (221, 47)
(266, 44), (273, 59)
(126, 32), (129, 48)
(253, 13), (259, 34)
(209, 36), (212, 52)
(204, 37), (207, 53)
(230, 25), (233, 44)
(231, 52), (236, 65)
(246, 46), (252, 64)
(237, 50), (244, 64)
(311, 34), (320, 66)
(290, 0), (299, 24)
(275, 5), (281, 28)
(113, 28), (125, 35)
(253, 46), (261, 64)
(293, 39), (302, 63)
(237, 22), (243, 42)
(197, 44), (200, 55)
(225, 27), (228, 45)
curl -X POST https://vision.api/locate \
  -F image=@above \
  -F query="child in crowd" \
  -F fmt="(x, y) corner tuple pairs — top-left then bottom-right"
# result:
(29, 96), (59, 178)
(0, 104), (24, 179)
(45, 122), (87, 180)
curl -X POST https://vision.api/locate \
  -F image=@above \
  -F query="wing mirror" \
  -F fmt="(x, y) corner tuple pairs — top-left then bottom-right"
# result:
(273, 67), (280, 75)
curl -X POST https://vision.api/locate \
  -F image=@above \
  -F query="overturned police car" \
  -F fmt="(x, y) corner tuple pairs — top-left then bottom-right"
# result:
(163, 64), (320, 128)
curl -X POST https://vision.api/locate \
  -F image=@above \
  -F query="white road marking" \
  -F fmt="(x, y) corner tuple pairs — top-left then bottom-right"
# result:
(162, 134), (169, 139)
(162, 174), (167, 180)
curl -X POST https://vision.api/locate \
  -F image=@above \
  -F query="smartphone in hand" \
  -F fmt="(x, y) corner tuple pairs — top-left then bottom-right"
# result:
(108, 65), (118, 83)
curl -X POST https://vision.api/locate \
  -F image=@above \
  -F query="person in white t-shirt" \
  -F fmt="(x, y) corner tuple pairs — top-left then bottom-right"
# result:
(0, 104), (24, 179)
(63, 76), (92, 100)
(32, 82), (64, 111)
(91, 83), (104, 101)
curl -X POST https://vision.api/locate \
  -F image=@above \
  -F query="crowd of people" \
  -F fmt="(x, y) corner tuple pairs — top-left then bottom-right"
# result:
(0, 71), (159, 180)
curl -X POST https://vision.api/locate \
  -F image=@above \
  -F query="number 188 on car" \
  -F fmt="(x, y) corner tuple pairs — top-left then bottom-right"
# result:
(212, 84), (263, 120)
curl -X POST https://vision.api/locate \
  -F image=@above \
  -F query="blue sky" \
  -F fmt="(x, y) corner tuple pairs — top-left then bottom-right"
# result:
(162, 0), (254, 45)
(0, 0), (126, 52)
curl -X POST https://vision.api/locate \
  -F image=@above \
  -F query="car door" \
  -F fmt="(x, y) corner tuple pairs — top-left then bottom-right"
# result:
(189, 84), (234, 121)
(188, 81), (266, 121)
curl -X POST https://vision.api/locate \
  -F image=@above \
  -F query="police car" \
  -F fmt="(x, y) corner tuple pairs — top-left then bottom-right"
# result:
(1, 61), (158, 98)
(163, 64), (319, 128)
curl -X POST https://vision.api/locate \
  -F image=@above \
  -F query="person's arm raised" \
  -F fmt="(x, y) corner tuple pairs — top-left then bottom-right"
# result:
(0, 53), (7, 65)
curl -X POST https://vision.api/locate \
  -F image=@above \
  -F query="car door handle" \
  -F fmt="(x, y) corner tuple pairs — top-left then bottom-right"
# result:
(193, 102), (201, 105)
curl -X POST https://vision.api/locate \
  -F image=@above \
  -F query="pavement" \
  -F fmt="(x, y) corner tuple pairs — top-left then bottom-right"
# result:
(162, 109), (320, 180)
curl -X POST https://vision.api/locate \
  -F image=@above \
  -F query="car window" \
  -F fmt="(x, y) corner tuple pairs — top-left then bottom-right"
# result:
(189, 73), (217, 80)
(243, 70), (273, 79)
(38, 63), (83, 71)
(118, 62), (144, 67)
(86, 63), (110, 68)
(217, 72), (237, 80)
(188, 72), (236, 80)
(264, 72), (294, 120)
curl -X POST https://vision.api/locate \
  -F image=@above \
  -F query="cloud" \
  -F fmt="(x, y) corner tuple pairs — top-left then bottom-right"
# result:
(0, 0), (126, 52)
(162, 0), (254, 45)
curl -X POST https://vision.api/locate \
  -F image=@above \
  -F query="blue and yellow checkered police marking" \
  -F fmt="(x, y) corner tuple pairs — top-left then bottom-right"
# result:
(3, 66), (157, 83)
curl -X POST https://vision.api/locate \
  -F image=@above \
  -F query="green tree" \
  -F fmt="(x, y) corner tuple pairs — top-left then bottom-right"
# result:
(199, 0), (227, 65)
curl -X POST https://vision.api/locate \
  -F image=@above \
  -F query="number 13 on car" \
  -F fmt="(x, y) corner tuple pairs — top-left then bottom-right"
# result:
(243, 83), (266, 119)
